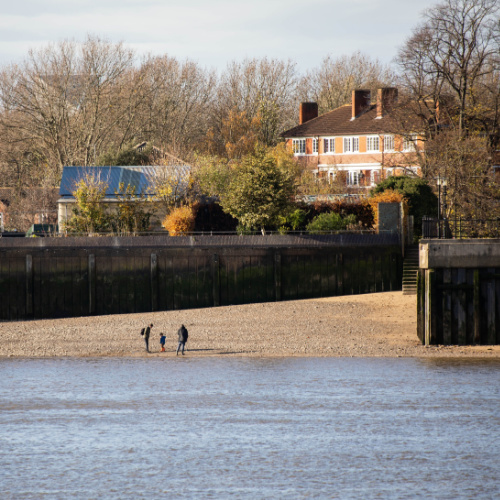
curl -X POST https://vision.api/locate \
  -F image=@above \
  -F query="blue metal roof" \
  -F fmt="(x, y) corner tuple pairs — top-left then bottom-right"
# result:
(59, 166), (190, 198)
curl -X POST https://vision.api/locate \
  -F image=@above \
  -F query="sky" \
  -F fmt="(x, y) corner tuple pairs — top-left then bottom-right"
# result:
(0, 0), (439, 73)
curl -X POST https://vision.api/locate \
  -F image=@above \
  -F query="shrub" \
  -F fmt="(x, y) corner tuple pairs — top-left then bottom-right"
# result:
(306, 212), (357, 233)
(370, 176), (438, 237)
(295, 200), (374, 228)
(193, 202), (238, 232)
(64, 175), (111, 233)
(162, 206), (196, 236)
(277, 208), (309, 233)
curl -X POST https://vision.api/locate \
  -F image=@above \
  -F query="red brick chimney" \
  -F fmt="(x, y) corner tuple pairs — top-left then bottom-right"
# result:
(299, 102), (318, 124)
(352, 89), (371, 119)
(376, 88), (398, 118)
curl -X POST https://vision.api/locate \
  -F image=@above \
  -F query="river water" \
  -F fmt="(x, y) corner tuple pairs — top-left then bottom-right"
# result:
(0, 357), (499, 499)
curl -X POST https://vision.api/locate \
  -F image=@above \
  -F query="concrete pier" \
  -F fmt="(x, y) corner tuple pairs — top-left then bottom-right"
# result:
(418, 240), (500, 345)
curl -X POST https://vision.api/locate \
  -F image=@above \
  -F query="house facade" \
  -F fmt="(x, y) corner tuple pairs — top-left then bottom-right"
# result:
(282, 88), (422, 188)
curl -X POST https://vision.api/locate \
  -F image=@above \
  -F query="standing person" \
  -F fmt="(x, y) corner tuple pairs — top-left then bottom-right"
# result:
(159, 333), (166, 352)
(176, 324), (188, 356)
(144, 323), (153, 352)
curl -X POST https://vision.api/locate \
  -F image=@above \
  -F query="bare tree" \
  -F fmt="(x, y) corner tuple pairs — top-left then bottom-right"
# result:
(469, 60), (500, 151)
(424, 131), (498, 219)
(75, 37), (145, 165)
(394, 0), (500, 221)
(137, 55), (216, 158)
(0, 36), (142, 177)
(297, 52), (395, 114)
(210, 58), (298, 151)
(396, 0), (499, 135)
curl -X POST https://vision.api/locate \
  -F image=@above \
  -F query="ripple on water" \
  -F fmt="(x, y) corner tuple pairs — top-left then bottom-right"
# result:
(0, 357), (499, 499)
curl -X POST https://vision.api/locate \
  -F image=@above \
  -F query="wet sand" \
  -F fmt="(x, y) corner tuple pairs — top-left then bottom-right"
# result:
(0, 292), (499, 358)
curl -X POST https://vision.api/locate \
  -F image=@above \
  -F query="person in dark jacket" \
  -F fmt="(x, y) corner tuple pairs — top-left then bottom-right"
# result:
(144, 323), (153, 352)
(176, 324), (188, 356)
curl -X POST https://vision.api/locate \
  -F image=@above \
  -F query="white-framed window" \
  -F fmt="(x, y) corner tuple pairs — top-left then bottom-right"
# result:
(347, 171), (360, 186)
(384, 135), (395, 152)
(292, 138), (306, 155)
(402, 135), (417, 152)
(328, 170), (336, 183)
(343, 137), (359, 153)
(366, 136), (380, 152)
(312, 138), (318, 154)
(323, 138), (335, 154)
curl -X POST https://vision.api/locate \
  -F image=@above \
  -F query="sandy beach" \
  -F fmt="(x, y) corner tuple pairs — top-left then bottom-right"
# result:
(0, 291), (499, 358)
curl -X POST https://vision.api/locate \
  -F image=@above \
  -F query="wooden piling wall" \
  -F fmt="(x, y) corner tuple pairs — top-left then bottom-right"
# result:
(0, 234), (402, 321)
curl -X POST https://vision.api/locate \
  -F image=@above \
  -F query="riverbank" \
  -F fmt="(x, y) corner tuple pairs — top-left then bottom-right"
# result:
(0, 292), (499, 358)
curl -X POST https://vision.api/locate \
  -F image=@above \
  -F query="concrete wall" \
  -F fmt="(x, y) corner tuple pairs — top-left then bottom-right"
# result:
(420, 240), (500, 268)
(418, 240), (500, 345)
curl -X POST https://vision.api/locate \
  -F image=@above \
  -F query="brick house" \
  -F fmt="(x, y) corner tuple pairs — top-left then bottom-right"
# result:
(282, 88), (422, 188)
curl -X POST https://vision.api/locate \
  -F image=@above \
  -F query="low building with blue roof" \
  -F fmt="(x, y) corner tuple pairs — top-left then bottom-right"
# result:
(58, 164), (191, 232)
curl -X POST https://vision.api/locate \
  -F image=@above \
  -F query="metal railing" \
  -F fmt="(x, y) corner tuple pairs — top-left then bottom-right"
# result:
(22, 228), (381, 238)
(422, 217), (500, 239)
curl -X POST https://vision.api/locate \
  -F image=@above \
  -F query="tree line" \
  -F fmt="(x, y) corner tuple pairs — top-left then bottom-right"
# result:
(0, 42), (396, 181)
(0, 0), (498, 231)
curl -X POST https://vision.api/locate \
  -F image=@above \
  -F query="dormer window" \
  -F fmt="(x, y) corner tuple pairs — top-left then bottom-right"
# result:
(292, 138), (306, 155)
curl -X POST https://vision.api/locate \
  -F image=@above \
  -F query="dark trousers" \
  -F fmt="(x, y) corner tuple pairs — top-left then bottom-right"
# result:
(176, 341), (185, 355)
(145, 337), (149, 352)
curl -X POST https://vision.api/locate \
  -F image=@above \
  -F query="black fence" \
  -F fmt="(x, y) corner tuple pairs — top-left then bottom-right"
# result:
(18, 229), (381, 238)
(422, 217), (500, 239)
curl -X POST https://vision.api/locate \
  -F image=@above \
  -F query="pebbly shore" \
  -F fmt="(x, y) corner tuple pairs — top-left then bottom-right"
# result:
(0, 292), (499, 359)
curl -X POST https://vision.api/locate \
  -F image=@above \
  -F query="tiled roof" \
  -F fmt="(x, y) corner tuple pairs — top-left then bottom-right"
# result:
(282, 104), (400, 137)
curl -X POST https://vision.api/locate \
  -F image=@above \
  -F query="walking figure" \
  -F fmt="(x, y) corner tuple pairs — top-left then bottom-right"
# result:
(143, 323), (153, 352)
(159, 333), (166, 352)
(176, 324), (188, 356)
